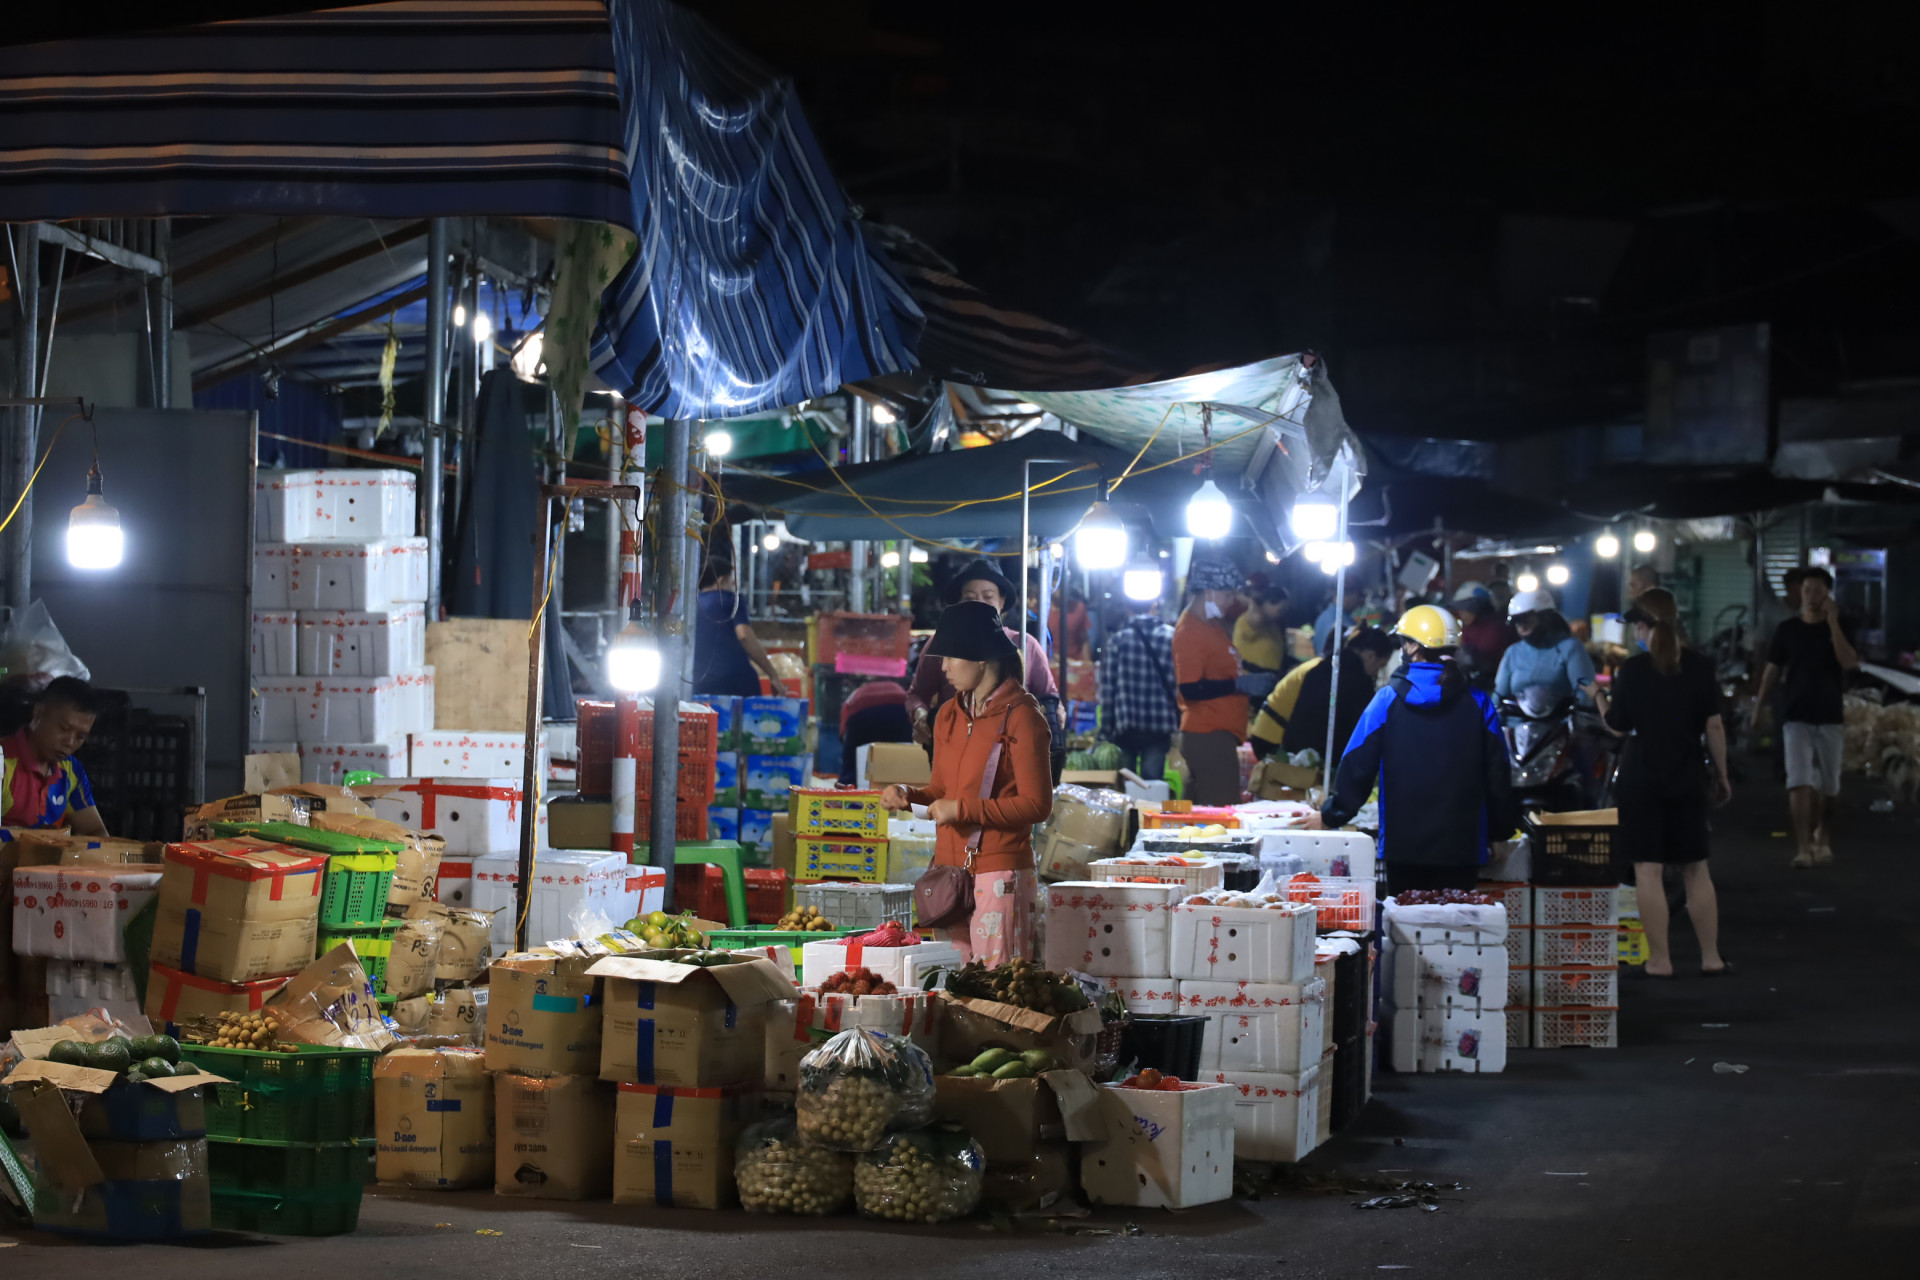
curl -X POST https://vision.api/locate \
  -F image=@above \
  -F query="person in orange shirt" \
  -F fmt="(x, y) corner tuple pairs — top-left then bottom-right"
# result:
(1174, 559), (1261, 805)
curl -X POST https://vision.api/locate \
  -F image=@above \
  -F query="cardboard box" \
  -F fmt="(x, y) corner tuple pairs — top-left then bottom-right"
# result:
(738, 808), (777, 856)
(272, 943), (397, 1051)
(11, 832), (166, 868)
(405, 901), (497, 983)
(931, 1070), (1100, 1163)
(936, 993), (1106, 1074)
(28, 1137), (213, 1239)
(770, 812), (796, 882)
(244, 752), (303, 794)
(374, 1048), (495, 1188)
(1081, 1080), (1235, 1208)
(612, 1082), (748, 1208)
(1037, 830), (1103, 883)
(712, 752), (740, 807)
(150, 841), (327, 982)
(1043, 881), (1181, 978)
(707, 807), (740, 843)
(1167, 900), (1318, 985)
(1178, 978), (1327, 1075)
(588, 952), (792, 1086)
(739, 696), (808, 755)
(145, 962), (287, 1030)
(546, 798), (612, 851)
(494, 1072), (615, 1199)
(857, 741), (931, 788)
(485, 951), (603, 1077)
(11, 866), (163, 961)
(1059, 769), (1122, 789)
(1047, 786), (1131, 852)
(1203, 1067), (1322, 1162)
(742, 755), (809, 809)
(761, 990), (941, 1092)
(425, 984), (488, 1047)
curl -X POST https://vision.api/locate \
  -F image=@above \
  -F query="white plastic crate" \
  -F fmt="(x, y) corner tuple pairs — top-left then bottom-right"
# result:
(1181, 978), (1327, 1075)
(1504, 927), (1531, 968)
(1532, 926), (1617, 968)
(1532, 1007), (1619, 1049)
(1045, 882), (1180, 977)
(296, 604), (427, 676)
(252, 610), (298, 677)
(1531, 966), (1619, 1008)
(1506, 964), (1532, 1010)
(256, 469), (319, 542)
(1533, 886), (1621, 929)
(1167, 901), (1317, 984)
(311, 468), (416, 539)
(1506, 1006), (1532, 1049)
(1090, 856), (1227, 894)
(793, 882), (914, 931)
(1479, 881), (1531, 927)
(1289, 874), (1378, 933)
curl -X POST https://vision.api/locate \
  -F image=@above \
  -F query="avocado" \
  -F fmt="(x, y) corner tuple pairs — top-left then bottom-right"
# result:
(969, 1048), (1016, 1073)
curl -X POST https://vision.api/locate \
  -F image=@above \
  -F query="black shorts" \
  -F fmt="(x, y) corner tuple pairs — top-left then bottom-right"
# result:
(1618, 786), (1711, 866)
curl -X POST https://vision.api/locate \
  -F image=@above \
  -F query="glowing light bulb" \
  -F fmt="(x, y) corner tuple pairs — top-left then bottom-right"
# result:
(909, 546), (929, 563)
(1074, 502), (1129, 570)
(1290, 495), (1339, 541)
(1122, 559), (1164, 601)
(606, 623), (660, 692)
(1633, 529), (1657, 554)
(1596, 532), (1620, 559)
(67, 468), (123, 570)
(703, 429), (733, 458)
(1517, 572), (1540, 593)
(1546, 564), (1570, 587)
(880, 550), (901, 569)
(471, 310), (491, 344)
(1186, 478), (1234, 540)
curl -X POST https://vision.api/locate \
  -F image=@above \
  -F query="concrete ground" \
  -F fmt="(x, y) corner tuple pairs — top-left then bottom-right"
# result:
(7, 782), (1920, 1279)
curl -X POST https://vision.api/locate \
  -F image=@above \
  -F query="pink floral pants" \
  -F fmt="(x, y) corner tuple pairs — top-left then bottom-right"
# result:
(944, 868), (1037, 965)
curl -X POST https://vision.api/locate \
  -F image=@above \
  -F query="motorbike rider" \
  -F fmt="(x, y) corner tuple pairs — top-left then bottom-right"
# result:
(1495, 587), (1597, 706)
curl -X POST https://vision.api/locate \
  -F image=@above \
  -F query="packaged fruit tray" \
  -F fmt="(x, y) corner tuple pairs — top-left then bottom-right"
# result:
(178, 1042), (378, 1144)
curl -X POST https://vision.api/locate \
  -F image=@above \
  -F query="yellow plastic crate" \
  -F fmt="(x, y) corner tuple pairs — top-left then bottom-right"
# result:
(790, 788), (886, 838)
(795, 835), (887, 883)
(1618, 917), (1649, 966)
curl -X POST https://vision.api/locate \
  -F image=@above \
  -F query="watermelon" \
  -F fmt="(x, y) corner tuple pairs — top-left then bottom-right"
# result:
(1090, 741), (1123, 770)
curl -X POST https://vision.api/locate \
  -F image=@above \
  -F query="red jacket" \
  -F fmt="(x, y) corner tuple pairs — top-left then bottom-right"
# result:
(905, 678), (1053, 876)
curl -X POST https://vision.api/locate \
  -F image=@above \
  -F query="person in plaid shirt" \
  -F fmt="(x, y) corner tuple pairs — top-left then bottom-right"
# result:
(1099, 599), (1181, 783)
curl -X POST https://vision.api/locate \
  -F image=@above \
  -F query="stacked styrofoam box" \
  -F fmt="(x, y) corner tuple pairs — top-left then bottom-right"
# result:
(1043, 882), (1181, 1018)
(1530, 886), (1621, 1049)
(1256, 829), (1376, 881)
(251, 469), (427, 781)
(409, 730), (550, 782)
(470, 850), (643, 951)
(1381, 899), (1509, 1073)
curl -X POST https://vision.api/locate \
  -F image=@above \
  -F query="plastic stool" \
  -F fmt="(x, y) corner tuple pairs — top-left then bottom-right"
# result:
(638, 840), (749, 928)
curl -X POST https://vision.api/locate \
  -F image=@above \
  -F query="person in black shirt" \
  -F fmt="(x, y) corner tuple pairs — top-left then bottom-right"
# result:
(1593, 590), (1731, 977)
(1752, 567), (1859, 868)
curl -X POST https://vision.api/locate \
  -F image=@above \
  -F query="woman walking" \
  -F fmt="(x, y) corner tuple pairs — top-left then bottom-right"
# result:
(879, 601), (1052, 963)
(1592, 589), (1732, 977)
(691, 558), (785, 697)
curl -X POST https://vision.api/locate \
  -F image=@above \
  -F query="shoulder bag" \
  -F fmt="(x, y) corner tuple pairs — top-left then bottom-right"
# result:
(914, 703), (1015, 929)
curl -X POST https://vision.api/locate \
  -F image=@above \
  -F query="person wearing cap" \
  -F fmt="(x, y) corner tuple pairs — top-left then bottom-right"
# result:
(1450, 582), (1515, 686)
(878, 601), (1052, 963)
(1250, 627), (1398, 762)
(1296, 605), (1519, 894)
(1495, 586), (1597, 706)
(1232, 585), (1292, 677)
(906, 558), (1059, 750)
(1174, 559), (1265, 805)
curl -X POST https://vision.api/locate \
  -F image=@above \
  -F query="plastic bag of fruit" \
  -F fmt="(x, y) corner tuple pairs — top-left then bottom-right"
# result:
(795, 1028), (935, 1151)
(853, 1127), (985, 1223)
(735, 1116), (855, 1215)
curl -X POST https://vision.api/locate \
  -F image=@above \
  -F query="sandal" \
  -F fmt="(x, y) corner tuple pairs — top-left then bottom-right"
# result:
(1701, 961), (1734, 977)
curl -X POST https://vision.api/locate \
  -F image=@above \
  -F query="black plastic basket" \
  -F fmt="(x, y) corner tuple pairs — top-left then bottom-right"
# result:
(1120, 1014), (1207, 1080)
(1329, 1033), (1368, 1133)
(1524, 816), (1618, 886)
(1329, 938), (1376, 1046)
(73, 693), (194, 841)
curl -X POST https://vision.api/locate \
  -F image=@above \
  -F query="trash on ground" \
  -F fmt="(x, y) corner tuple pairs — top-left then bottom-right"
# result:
(1713, 1062), (1750, 1074)
(1702, 1023), (1730, 1028)
(1870, 799), (1895, 812)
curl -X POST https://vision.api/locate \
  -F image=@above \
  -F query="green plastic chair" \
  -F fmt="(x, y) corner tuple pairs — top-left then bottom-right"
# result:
(636, 839), (749, 928)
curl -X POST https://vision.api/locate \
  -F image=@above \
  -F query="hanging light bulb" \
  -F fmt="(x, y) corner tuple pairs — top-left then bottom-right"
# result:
(511, 332), (545, 379)
(453, 303), (467, 328)
(880, 549), (901, 569)
(1633, 529), (1657, 554)
(67, 462), (123, 570)
(1316, 540), (1355, 575)
(1546, 563), (1571, 587)
(1122, 556), (1165, 601)
(1074, 500), (1129, 570)
(1265, 550), (1282, 564)
(606, 614), (662, 692)
(1595, 531), (1620, 559)
(471, 310), (492, 344)
(1290, 494), (1340, 542)
(870, 403), (897, 425)
(703, 429), (733, 458)
(762, 532), (780, 552)
(1516, 571), (1541, 593)
(909, 546), (929, 563)
(1186, 477), (1234, 540)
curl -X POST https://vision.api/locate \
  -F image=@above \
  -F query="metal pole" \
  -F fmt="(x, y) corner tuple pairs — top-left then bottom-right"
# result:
(1020, 458), (1069, 659)
(848, 397), (868, 612)
(517, 494), (556, 952)
(7, 224), (40, 612)
(650, 418), (691, 900)
(1057, 547), (1070, 708)
(1322, 490), (1351, 799)
(682, 439), (702, 689)
(153, 219), (173, 408)
(423, 219), (449, 619)
(897, 540), (913, 615)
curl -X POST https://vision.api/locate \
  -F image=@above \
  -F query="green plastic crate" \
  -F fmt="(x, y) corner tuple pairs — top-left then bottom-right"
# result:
(211, 819), (404, 856)
(208, 1139), (371, 1192)
(706, 926), (859, 981)
(318, 921), (399, 986)
(210, 1185), (363, 1237)
(211, 821), (400, 927)
(178, 1043), (377, 1144)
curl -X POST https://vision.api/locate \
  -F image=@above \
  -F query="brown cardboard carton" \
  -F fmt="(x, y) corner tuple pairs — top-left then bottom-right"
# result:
(373, 1048), (495, 1188)
(1037, 829), (1104, 883)
(426, 984), (487, 1047)
(546, 798), (613, 850)
(932, 1069), (1102, 1163)
(384, 913), (440, 999)
(269, 782), (378, 818)
(611, 1082), (747, 1208)
(150, 841), (327, 983)
(145, 963), (287, 1030)
(12, 831), (166, 867)
(244, 752), (301, 793)
(587, 952), (792, 1087)
(494, 1072), (615, 1199)
(935, 993), (1106, 1074)
(1047, 787), (1131, 852)
(187, 793), (314, 837)
(485, 951), (602, 1076)
(864, 741), (931, 787)
(770, 812), (796, 882)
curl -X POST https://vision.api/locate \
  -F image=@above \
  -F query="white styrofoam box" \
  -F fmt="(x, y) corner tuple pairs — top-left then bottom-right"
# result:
(1385, 940), (1508, 1011)
(620, 865), (666, 926)
(390, 536), (430, 603)
(799, 939), (960, 991)
(272, 675), (430, 745)
(1106, 975), (1180, 1016)
(1481, 881), (1531, 927)
(1255, 830), (1376, 880)
(256, 469), (319, 542)
(1386, 1005), (1507, 1073)
(253, 543), (300, 609)
(300, 740), (410, 785)
(1043, 881), (1181, 978)
(1180, 978), (1327, 1075)
(45, 959), (146, 1025)
(372, 777), (525, 855)
(1533, 886), (1621, 929)
(435, 857), (474, 908)
(1384, 899), (1508, 946)
(471, 850), (633, 950)
(1531, 926), (1616, 968)
(410, 730), (550, 781)
(1082, 1081), (1235, 1209)
(1168, 900), (1316, 985)
(1203, 1068), (1321, 1163)
(1507, 964), (1532, 1011)
(396, 667), (435, 736)
(11, 867), (163, 962)
(1481, 837), (1530, 883)
(252, 610), (298, 677)
(296, 604), (427, 676)
(287, 539), (425, 611)
(250, 676), (304, 743)
(1531, 965), (1619, 1009)
(311, 468), (416, 539)
(545, 721), (579, 788)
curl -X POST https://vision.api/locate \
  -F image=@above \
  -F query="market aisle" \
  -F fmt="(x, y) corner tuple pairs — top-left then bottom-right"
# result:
(7, 791), (1920, 1279)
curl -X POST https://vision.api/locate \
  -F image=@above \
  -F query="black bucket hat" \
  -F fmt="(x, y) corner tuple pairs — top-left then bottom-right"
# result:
(943, 557), (1017, 606)
(924, 600), (1020, 662)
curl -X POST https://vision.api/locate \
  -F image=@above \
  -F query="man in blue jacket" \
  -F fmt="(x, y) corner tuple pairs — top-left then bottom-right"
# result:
(1296, 605), (1519, 894)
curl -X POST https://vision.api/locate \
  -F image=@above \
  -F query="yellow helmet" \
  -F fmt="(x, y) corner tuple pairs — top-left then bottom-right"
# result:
(1393, 603), (1460, 650)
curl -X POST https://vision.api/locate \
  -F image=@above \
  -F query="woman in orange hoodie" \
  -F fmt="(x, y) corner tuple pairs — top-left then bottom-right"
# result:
(880, 601), (1053, 963)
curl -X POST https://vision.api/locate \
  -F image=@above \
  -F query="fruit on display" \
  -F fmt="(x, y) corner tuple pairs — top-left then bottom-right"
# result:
(796, 1028), (936, 1152)
(775, 905), (833, 932)
(1089, 741), (1124, 771)
(196, 1009), (299, 1052)
(846, 920), (919, 948)
(624, 909), (707, 949)
(676, 950), (739, 968)
(735, 1119), (855, 1215)
(853, 1129), (985, 1223)
(1394, 889), (1499, 906)
(1063, 750), (1094, 771)
(944, 1047), (1061, 1079)
(1118, 1067), (1201, 1091)
(945, 959), (1090, 1015)
(43, 1032), (192, 1078)
(817, 967), (898, 997)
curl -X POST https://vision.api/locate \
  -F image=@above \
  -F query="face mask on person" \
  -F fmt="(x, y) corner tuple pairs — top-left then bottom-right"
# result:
(1203, 599), (1224, 620)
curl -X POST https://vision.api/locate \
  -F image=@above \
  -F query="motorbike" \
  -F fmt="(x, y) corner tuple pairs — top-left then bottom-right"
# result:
(1500, 685), (1619, 814)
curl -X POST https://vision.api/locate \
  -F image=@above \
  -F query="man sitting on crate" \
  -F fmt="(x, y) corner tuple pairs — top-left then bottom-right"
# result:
(1294, 606), (1517, 895)
(2, 677), (110, 835)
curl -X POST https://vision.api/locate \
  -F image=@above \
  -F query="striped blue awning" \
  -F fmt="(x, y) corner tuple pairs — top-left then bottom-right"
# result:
(0, 0), (921, 419)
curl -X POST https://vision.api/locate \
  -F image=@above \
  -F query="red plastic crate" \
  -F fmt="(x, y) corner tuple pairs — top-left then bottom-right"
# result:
(635, 801), (709, 842)
(637, 701), (719, 760)
(580, 699), (720, 797)
(815, 612), (911, 667)
(745, 867), (791, 924)
(672, 862), (729, 921)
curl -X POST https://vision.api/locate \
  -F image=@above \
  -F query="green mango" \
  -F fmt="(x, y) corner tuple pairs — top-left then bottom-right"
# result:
(946, 1066), (982, 1078)
(990, 1061), (1033, 1080)
(969, 1048), (1015, 1073)
(1019, 1049), (1059, 1073)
